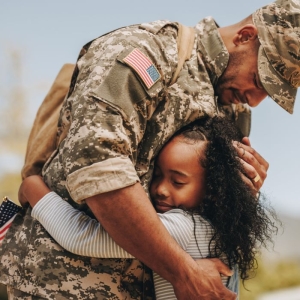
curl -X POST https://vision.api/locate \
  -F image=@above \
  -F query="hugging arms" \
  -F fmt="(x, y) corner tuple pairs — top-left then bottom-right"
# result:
(19, 117), (273, 300)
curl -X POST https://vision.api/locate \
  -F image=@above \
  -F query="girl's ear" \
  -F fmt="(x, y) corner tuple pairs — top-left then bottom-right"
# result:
(232, 24), (258, 46)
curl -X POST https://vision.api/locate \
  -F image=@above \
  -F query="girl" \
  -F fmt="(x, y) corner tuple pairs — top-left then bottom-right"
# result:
(19, 117), (278, 299)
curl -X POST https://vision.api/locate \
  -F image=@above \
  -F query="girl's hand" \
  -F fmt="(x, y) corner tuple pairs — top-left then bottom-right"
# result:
(18, 175), (51, 208)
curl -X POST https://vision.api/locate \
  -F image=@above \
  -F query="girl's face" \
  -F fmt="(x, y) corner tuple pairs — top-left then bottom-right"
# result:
(150, 136), (207, 213)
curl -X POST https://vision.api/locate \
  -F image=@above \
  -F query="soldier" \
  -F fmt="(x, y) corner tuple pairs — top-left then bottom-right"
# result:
(0, 0), (299, 299)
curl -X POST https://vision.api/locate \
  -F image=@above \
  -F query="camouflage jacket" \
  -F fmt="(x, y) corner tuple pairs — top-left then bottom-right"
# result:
(0, 17), (250, 299)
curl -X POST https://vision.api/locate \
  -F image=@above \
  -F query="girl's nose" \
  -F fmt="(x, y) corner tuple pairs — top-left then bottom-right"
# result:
(155, 183), (169, 198)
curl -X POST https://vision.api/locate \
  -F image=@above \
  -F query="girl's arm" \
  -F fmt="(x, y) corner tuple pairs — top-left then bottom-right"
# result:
(32, 191), (133, 258)
(20, 175), (192, 257)
(32, 192), (194, 258)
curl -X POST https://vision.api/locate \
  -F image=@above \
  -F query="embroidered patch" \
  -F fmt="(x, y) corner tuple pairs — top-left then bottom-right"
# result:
(123, 48), (161, 89)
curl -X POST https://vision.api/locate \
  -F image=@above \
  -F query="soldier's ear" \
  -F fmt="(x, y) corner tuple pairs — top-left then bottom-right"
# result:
(233, 24), (258, 45)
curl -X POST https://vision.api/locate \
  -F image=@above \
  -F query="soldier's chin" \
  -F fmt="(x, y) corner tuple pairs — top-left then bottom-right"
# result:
(217, 96), (231, 106)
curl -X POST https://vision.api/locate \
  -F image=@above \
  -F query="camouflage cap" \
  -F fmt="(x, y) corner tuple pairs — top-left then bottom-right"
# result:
(253, 0), (300, 114)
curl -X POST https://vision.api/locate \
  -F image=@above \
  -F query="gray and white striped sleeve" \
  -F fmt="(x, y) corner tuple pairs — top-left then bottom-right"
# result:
(31, 192), (133, 258)
(156, 209), (194, 250)
(153, 210), (195, 300)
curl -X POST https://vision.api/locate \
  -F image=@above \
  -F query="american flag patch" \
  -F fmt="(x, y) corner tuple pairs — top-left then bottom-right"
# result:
(0, 196), (21, 246)
(123, 48), (161, 89)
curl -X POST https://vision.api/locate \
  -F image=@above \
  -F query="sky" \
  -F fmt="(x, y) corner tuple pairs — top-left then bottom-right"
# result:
(1, 0), (300, 218)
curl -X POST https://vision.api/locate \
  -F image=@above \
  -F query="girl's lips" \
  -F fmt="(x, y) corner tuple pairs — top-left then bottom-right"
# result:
(155, 202), (176, 213)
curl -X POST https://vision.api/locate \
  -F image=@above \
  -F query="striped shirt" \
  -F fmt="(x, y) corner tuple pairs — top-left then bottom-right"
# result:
(32, 192), (238, 299)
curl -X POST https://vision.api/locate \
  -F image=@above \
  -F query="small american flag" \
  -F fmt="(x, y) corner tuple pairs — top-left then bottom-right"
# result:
(0, 196), (21, 246)
(123, 48), (161, 89)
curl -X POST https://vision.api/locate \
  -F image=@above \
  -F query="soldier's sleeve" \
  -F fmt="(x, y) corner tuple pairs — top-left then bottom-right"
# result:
(233, 103), (251, 137)
(61, 35), (166, 203)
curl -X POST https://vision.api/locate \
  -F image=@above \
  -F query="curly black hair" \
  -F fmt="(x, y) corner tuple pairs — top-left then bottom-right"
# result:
(173, 116), (278, 282)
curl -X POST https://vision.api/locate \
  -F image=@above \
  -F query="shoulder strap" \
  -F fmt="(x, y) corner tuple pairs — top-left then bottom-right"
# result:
(170, 24), (195, 85)
(21, 64), (75, 179)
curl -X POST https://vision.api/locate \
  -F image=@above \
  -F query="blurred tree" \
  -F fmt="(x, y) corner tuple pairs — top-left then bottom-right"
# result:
(0, 46), (30, 150)
(0, 173), (22, 203)
(0, 46), (31, 201)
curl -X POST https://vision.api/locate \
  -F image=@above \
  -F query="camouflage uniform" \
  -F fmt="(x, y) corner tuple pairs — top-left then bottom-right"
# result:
(0, 18), (249, 299)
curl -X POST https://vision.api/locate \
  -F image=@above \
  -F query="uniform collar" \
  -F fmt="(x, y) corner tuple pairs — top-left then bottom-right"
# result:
(194, 17), (229, 87)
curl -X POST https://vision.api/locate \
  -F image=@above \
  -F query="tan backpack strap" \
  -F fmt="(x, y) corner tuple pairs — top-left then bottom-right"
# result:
(234, 104), (252, 137)
(170, 24), (195, 85)
(21, 63), (75, 179)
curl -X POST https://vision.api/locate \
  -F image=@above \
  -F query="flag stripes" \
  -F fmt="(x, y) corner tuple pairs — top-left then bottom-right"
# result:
(0, 196), (21, 246)
(123, 48), (160, 89)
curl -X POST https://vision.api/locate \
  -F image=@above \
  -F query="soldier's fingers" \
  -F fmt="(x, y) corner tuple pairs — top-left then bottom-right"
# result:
(238, 159), (263, 192)
(241, 137), (269, 172)
(233, 142), (268, 183)
(241, 136), (251, 147)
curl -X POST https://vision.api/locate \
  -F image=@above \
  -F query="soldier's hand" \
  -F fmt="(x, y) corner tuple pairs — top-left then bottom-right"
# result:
(233, 137), (268, 193)
(173, 258), (237, 300)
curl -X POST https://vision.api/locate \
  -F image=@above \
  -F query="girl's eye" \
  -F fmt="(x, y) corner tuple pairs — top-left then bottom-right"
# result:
(173, 181), (185, 186)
